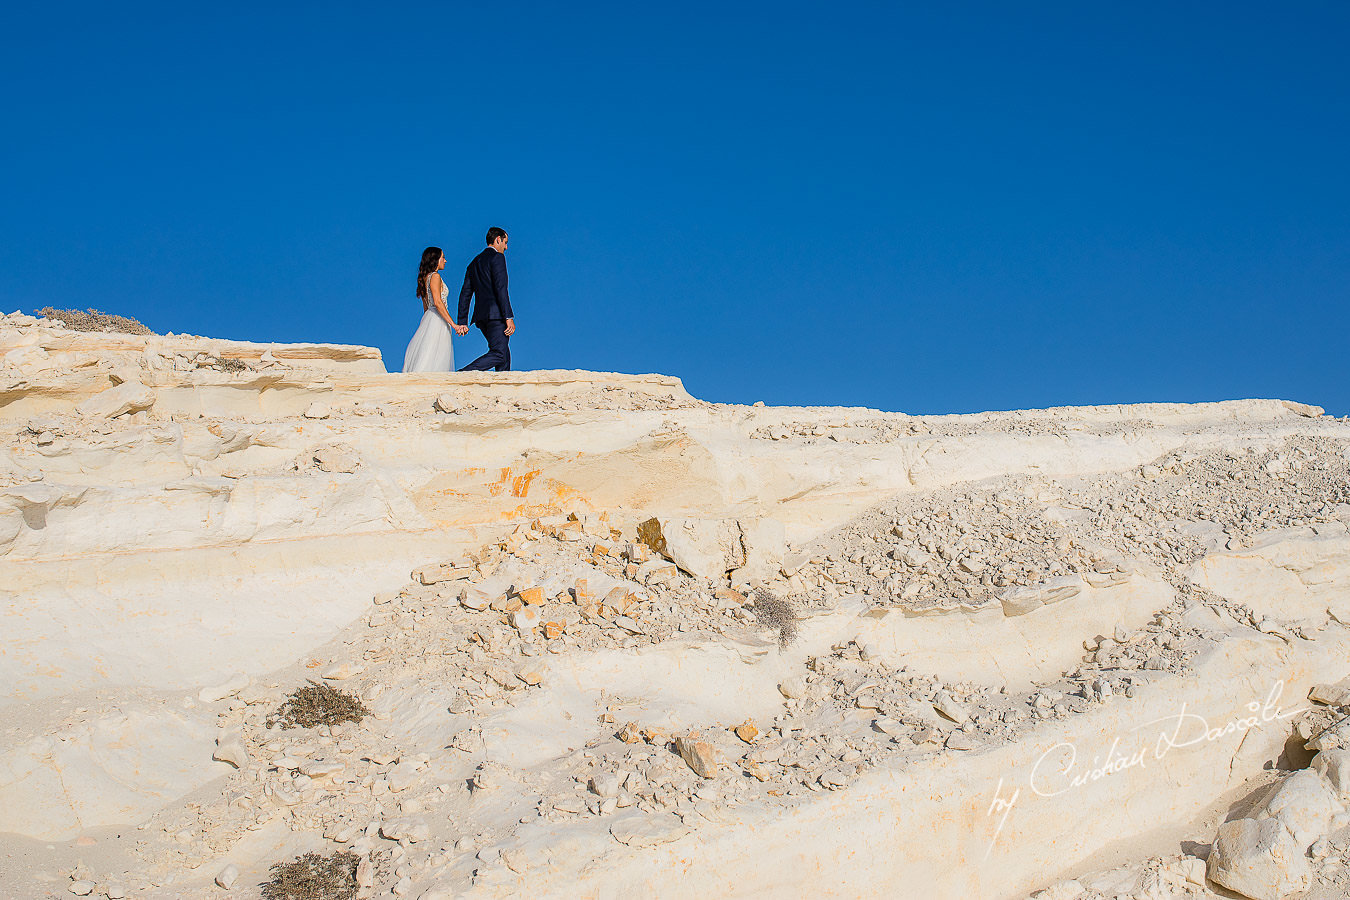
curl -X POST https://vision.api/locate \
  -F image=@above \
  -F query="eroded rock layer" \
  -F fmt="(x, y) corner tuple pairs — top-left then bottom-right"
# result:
(1, 311), (1348, 900)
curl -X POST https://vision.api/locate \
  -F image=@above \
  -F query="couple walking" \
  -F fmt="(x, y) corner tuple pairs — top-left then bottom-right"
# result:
(403, 227), (515, 373)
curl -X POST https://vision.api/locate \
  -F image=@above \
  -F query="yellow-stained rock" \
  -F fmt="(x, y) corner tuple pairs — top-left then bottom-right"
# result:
(674, 734), (718, 778)
(715, 587), (748, 606)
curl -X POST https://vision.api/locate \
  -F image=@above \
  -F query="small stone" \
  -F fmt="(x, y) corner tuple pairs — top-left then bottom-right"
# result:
(780, 551), (810, 577)
(510, 606), (541, 631)
(543, 621), (566, 640)
(380, 819), (430, 843)
(303, 401), (331, 419)
(957, 557), (984, 575)
(674, 734), (717, 778)
(733, 721), (759, 743)
(945, 731), (979, 751)
(213, 731), (249, 769)
(214, 864), (239, 889)
(298, 759), (344, 779)
(516, 664), (545, 687)
(933, 691), (969, 724)
(714, 587), (747, 606)
(1309, 683), (1350, 707)
(778, 676), (807, 699)
(322, 662), (363, 680)
(517, 586), (545, 606)
(412, 563), (472, 585)
(433, 393), (460, 414)
(873, 717), (907, 737)
(589, 773), (620, 797)
(818, 768), (850, 789)
(313, 446), (360, 473)
(613, 615), (643, 634)
(486, 667), (517, 689)
(356, 857), (375, 889)
(459, 588), (491, 611)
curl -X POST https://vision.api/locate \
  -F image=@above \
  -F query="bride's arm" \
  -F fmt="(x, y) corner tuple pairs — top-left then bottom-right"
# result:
(428, 274), (454, 326)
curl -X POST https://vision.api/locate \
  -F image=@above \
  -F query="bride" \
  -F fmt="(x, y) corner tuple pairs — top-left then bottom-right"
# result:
(403, 246), (468, 372)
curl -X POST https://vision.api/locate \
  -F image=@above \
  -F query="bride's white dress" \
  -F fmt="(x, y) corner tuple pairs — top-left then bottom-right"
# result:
(403, 278), (455, 373)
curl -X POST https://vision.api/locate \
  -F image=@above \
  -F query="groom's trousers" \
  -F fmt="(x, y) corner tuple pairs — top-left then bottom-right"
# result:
(459, 319), (511, 372)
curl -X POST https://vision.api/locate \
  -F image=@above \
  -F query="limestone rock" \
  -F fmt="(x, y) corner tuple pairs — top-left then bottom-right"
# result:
(674, 734), (718, 778)
(212, 730), (249, 769)
(214, 864), (239, 889)
(933, 691), (970, 724)
(313, 445), (360, 473)
(321, 661), (363, 680)
(780, 549), (810, 577)
(510, 606), (541, 631)
(1308, 682), (1350, 707)
(412, 563), (471, 585)
(1207, 816), (1311, 900)
(778, 675), (807, 699)
(459, 586), (492, 611)
(1000, 575), (1084, 617)
(610, 812), (691, 848)
(516, 663), (545, 687)
(303, 401), (331, 419)
(1312, 749), (1350, 797)
(637, 516), (747, 579)
(1255, 769), (1345, 849)
(76, 381), (154, 419)
(589, 773), (620, 798)
(380, 818), (430, 843)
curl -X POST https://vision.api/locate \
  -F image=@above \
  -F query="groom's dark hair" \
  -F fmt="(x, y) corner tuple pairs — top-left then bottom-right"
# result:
(485, 227), (507, 245)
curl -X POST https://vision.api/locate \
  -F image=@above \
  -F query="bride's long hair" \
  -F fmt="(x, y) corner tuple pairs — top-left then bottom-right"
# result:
(416, 246), (443, 301)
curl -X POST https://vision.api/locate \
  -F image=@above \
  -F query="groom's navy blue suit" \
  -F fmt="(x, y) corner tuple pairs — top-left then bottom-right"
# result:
(456, 247), (513, 372)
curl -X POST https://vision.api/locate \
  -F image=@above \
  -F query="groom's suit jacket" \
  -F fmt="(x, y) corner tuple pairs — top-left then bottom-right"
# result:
(457, 247), (514, 326)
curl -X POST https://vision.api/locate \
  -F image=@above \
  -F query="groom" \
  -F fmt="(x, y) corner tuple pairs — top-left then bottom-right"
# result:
(456, 226), (515, 372)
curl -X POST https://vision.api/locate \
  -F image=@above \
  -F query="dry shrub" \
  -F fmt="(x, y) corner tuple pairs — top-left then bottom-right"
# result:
(35, 307), (154, 335)
(261, 850), (361, 900)
(203, 354), (250, 373)
(750, 587), (800, 648)
(267, 680), (370, 729)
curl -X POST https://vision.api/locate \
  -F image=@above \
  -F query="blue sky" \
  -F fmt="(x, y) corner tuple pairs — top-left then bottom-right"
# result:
(3, 2), (1347, 414)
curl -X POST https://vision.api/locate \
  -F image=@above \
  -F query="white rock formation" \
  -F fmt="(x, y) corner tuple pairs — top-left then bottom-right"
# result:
(1, 312), (1348, 899)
